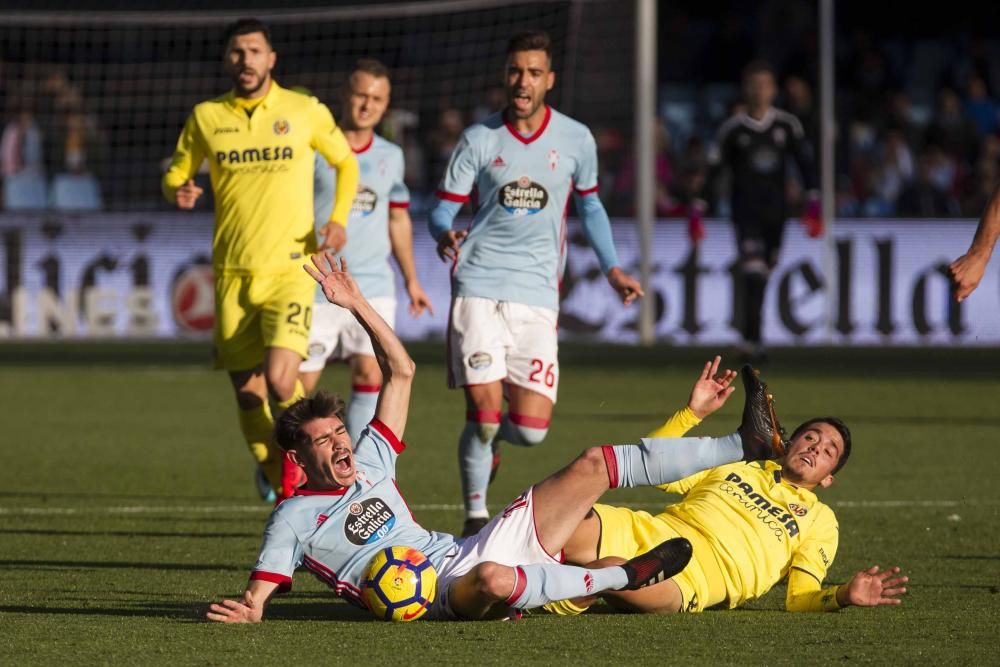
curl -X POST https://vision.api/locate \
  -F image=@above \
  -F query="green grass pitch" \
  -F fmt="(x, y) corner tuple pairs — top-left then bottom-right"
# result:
(1, 342), (999, 665)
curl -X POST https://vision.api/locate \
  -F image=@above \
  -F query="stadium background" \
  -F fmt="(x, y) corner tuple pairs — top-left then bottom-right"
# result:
(2, 2), (999, 664)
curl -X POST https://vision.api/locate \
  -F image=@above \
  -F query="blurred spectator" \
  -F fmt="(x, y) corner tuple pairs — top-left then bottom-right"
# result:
(472, 85), (506, 124)
(925, 88), (980, 164)
(885, 91), (924, 151)
(614, 118), (676, 216)
(874, 127), (914, 211)
(1, 99), (47, 209)
(427, 107), (464, 189)
(50, 110), (103, 210)
(896, 151), (961, 217)
(963, 76), (998, 137)
(784, 76), (818, 144)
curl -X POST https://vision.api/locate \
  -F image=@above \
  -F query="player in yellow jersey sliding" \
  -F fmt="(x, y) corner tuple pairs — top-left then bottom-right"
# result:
(548, 359), (909, 615)
(162, 18), (359, 501)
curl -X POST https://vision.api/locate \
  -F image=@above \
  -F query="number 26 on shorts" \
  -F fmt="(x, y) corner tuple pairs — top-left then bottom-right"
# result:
(528, 359), (556, 388)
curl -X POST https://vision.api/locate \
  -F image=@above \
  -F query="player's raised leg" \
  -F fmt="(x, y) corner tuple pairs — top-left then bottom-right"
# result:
(529, 366), (787, 557)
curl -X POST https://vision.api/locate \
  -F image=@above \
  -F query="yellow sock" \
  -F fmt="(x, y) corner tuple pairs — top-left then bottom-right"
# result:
(542, 598), (591, 616)
(237, 402), (281, 490)
(275, 379), (306, 415)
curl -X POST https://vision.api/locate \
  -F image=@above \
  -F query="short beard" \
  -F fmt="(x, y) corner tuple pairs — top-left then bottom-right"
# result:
(233, 71), (267, 97)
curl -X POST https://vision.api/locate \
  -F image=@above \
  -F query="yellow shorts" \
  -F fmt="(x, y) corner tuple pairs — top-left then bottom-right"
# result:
(213, 268), (315, 371)
(593, 504), (727, 613)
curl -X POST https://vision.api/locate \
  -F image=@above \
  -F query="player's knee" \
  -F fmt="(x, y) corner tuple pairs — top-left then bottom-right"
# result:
(266, 373), (297, 403)
(574, 446), (611, 479)
(508, 423), (548, 447)
(471, 562), (514, 601)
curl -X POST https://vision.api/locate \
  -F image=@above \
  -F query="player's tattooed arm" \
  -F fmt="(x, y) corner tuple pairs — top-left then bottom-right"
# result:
(687, 356), (737, 419)
(206, 580), (277, 623)
(950, 186), (1000, 302)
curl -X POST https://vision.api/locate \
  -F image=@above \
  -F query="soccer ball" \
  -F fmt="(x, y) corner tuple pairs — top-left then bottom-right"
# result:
(362, 546), (437, 622)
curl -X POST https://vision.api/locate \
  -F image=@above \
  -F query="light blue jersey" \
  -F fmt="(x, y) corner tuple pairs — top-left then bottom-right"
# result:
(250, 420), (458, 608)
(431, 106), (619, 311)
(314, 135), (409, 300)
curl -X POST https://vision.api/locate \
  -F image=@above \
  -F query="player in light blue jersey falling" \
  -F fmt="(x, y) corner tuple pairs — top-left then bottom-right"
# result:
(301, 59), (432, 446)
(429, 31), (643, 536)
(205, 253), (789, 623)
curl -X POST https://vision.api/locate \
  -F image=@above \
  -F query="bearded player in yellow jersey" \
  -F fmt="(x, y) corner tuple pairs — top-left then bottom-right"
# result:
(162, 18), (360, 501)
(548, 359), (908, 615)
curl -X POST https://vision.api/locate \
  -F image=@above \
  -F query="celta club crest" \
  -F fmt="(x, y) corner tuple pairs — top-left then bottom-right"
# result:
(273, 119), (290, 135)
(548, 148), (559, 171)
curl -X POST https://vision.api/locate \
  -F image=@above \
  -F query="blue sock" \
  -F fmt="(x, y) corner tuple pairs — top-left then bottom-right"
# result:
(346, 385), (379, 444)
(605, 433), (743, 488)
(458, 412), (500, 518)
(506, 562), (628, 610)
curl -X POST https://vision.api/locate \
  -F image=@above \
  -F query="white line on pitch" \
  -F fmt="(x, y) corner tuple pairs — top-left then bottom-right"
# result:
(0, 499), (994, 516)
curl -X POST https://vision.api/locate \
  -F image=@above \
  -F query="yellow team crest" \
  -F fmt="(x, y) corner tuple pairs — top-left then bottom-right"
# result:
(273, 119), (290, 135)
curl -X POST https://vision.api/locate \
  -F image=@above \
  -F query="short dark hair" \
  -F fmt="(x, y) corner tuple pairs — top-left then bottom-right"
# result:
(789, 417), (853, 475)
(274, 390), (346, 452)
(507, 30), (552, 60)
(742, 59), (775, 83)
(352, 58), (391, 81)
(223, 18), (273, 49)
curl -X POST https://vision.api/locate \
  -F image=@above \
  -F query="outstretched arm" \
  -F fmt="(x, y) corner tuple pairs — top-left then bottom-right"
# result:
(950, 186), (1000, 302)
(304, 255), (415, 439)
(785, 565), (908, 612)
(206, 579), (279, 623)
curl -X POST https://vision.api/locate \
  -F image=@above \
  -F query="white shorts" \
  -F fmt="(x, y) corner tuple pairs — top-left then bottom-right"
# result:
(299, 297), (396, 372)
(428, 486), (562, 621)
(447, 296), (559, 404)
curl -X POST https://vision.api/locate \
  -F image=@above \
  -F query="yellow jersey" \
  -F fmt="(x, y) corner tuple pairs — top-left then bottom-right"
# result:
(656, 458), (839, 608)
(162, 81), (357, 274)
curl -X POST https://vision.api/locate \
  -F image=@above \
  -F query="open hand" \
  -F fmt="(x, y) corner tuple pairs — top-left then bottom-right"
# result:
(406, 280), (434, 317)
(840, 565), (908, 607)
(206, 590), (262, 624)
(687, 355), (737, 419)
(304, 254), (362, 309)
(606, 267), (644, 305)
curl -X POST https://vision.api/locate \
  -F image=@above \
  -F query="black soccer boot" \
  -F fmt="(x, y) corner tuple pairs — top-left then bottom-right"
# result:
(619, 537), (693, 591)
(737, 364), (787, 461)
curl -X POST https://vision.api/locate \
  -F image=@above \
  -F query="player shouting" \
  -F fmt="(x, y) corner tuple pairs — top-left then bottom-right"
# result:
(162, 18), (359, 500)
(428, 31), (643, 536)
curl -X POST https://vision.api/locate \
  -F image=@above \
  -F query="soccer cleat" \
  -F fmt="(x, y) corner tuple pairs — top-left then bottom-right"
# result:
(619, 537), (693, 591)
(255, 467), (277, 503)
(738, 364), (787, 460)
(461, 516), (489, 538)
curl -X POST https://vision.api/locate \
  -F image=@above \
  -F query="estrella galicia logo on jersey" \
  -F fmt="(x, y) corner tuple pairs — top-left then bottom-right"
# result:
(467, 351), (492, 370)
(273, 119), (290, 135)
(215, 146), (293, 164)
(720, 471), (799, 540)
(352, 186), (378, 217)
(344, 497), (396, 545)
(788, 502), (808, 517)
(499, 176), (548, 216)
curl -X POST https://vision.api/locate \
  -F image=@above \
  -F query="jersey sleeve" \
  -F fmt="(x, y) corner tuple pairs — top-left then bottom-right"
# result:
(351, 418), (406, 476)
(310, 101), (358, 225)
(789, 504), (839, 583)
(786, 116), (818, 191)
(389, 148), (410, 209)
(572, 130), (600, 195)
(250, 512), (303, 592)
(647, 406), (702, 438)
(436, 129), (482, 203)
(313, 151), (336, 229)
(657, 468), (712, 496)
(161, 112), (207, 202)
